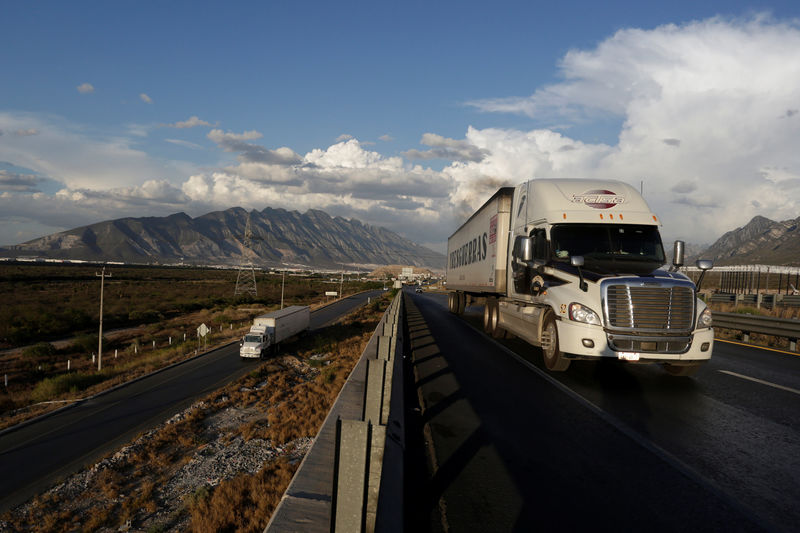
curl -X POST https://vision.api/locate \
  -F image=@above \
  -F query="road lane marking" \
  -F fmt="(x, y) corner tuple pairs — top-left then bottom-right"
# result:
(715, 338), (799, 357)
(718, 370), (800, 396)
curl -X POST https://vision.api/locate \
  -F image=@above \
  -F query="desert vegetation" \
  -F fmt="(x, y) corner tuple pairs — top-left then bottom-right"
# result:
(0, 292), (392, 532)
(0, 262), (380, 429)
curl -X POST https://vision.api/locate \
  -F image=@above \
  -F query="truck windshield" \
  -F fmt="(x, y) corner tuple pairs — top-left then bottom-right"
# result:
(550, 224), (665, 273)
(244, 334), (262, 343)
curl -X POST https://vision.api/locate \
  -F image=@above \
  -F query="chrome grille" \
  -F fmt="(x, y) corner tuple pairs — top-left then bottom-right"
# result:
(604, 283), (694, 332)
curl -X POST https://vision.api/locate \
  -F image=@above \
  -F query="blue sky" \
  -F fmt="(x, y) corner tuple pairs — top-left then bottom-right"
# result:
(2, 1), (800, 254)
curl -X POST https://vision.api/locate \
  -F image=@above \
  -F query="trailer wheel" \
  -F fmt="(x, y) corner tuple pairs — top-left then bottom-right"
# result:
(483, 300), (492, 332)
(448, 293), (457, 313)
(456, 292), (466, 315)
(541, 315), (570, 371)
(663, 363), (702, 377)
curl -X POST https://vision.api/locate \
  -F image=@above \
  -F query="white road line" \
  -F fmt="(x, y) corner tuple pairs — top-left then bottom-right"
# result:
(719, 370), (800, 396)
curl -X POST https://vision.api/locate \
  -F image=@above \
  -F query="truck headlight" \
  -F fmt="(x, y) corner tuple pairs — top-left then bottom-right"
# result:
(569, 303), (601, 325)
(698, 307), (713, 328)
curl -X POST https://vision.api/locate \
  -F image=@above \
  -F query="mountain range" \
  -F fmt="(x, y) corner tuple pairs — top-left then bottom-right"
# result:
(2, 208), (798, 270)
(690, 215), (800, 266)
(0, 207), (446, 270)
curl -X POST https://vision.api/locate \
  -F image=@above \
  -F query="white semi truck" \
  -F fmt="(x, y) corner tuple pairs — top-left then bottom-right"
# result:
(239, 305), (310, 359)
(446, 179), (714, 376)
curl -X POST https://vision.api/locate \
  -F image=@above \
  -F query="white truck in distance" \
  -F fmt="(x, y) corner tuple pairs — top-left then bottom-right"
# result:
(239, 305), (310, 359)
(446, 178), (714, 376)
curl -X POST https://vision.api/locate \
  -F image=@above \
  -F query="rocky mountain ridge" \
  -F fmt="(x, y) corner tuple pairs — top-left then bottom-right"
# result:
(691, 215), (800, 266)
(1, 207), (445, 270)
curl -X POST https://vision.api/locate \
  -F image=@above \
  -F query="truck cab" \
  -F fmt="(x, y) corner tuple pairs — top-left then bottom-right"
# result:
(448, 178), (714, 376)
(239, 325), (272, 359)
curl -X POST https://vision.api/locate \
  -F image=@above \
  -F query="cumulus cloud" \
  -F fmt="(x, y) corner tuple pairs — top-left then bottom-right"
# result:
(140, 93), (153, 104)
(403, 133), (489, 162)
(335, 134), (354, 142)
(177, 138), (454, 247)
(77, 83), (94, 94)
(208, 129), (302, 166)
(454, 15), (800, 244)
(168, 116), (211, 128)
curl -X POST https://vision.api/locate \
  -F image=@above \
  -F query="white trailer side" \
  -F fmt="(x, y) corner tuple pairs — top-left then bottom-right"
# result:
(269, 305), (310, 343)
(446, 187), (514, 295)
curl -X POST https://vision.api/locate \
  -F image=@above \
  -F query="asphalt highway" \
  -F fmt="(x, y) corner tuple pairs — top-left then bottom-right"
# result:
(404, 289), (799, 532)
(0, 290), (382, 512)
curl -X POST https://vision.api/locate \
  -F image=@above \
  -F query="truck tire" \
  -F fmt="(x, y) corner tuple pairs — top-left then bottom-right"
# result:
(456, 292), (466, 315)
(541, 315), (570, 371)
(448, 293), (456, 313)
(663, 363), (702, 376)
(489, 299), (505, 339)
(483, 300), (492, 332)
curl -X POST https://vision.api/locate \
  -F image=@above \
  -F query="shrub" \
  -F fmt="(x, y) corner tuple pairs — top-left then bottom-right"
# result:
(129, 309), (164, 323)
(30, 372), (108, 403)
(22, 342), (56, 359)
(72, 333), (100, 355)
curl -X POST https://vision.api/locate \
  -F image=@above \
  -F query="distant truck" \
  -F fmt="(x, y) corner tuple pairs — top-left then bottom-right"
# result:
(239, 305), (310, 359)
(446, 179), (714, 376)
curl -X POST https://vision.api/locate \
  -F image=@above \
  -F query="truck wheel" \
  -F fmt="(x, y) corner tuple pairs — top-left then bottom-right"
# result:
(448, 293), (456, 313)
(541, 315), (570, 371)
(663, 363), (702, 376)
(483, 301), (492, 332)
(489, 300), (505, 339)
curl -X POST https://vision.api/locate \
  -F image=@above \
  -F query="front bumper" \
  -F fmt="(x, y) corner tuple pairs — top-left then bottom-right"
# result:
(556, 320), (713, 363)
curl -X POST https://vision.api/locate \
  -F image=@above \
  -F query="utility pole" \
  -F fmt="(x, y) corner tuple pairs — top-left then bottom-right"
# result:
(339, 266), (344, 300)
(96, 266), (111, 372)
(280, 270), (285, 309)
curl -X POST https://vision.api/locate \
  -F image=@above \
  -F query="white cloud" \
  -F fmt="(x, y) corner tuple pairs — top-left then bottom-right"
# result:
(166, 138), (204, 150)
(0, 111), (175, 189)
(379, 134), (394, 142)
(168, 116), (211, 128)
(404, 133), (489, 162)
(208, 129), (301, 165)
(140, 93), (153, 104)
(15, 129), (39, 137)
(335, 133), (354, 142)
(77, 83), (94, 94)
(207, 129), (262, 143)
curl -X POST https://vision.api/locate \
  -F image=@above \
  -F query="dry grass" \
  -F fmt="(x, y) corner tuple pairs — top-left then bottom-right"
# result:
(709, 302), (800, 351)
(187, 460), (297, 533)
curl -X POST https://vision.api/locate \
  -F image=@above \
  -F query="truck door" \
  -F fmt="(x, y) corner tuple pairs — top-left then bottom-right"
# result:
(511, 229), (548, 295)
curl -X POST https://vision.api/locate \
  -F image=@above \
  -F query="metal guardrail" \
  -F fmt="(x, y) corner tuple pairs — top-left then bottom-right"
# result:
(714, 312), (800, 351)
(266, 294), (404, 533)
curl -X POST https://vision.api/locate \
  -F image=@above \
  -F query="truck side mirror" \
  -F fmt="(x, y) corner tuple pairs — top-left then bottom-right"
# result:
(695, 259), (713, 291)
(696, 259), (713, 271)
(514, 236), (533, 261)
(571, 256), (588, 292)
(672, 240), (685, 271)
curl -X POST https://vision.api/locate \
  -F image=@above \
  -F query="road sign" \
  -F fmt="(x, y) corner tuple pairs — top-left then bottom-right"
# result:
(325, 291), (338, 297)
(197, 323), (209, 337)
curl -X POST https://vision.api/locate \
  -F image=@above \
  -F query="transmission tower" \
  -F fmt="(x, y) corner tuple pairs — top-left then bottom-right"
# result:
(234, 212), (258, 297)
